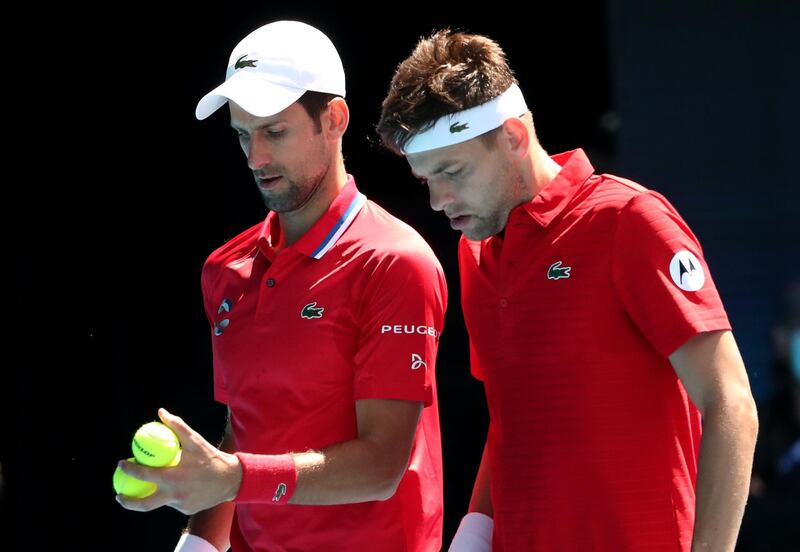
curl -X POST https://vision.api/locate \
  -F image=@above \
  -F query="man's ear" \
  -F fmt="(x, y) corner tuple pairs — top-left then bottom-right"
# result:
(500, 117), (530, 160)
(323, 97), (350, 140)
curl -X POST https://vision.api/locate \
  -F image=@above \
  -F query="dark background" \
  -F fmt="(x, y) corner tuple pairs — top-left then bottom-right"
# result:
(9, 1), (799, 550)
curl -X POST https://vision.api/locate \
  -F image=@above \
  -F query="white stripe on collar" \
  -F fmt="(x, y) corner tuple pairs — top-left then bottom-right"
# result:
(311, 192), (367, 259)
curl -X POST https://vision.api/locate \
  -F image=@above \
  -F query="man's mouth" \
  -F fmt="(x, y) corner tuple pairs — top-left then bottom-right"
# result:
(257, 176), (282, 190)
(448, 214), (473, 230)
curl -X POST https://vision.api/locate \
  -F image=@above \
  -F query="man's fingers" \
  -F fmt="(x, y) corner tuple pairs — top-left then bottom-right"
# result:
(158, 408), (213, 453)
(115, 489), (169, 512)
(118, 459), (169, 486)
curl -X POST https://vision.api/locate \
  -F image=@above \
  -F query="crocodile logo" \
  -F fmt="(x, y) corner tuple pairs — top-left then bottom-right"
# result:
(547, 261), (572, 280)
(235, 54), (257, 70)
(272, 482), (287, 502)
(449, 121), (469, 133)
(301, 302), (325, 319)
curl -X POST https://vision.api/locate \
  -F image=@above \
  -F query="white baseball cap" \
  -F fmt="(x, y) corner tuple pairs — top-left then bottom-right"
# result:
(195, 20), (346, 120)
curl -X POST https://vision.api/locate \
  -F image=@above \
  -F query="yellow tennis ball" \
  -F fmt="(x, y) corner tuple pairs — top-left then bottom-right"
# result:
(113, 458), (157, 498)
(132, 421), (181, 467)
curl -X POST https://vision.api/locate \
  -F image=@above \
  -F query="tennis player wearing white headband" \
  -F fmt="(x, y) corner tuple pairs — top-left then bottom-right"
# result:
(401, 84), (528, 155)
(378, 29), (757, 552)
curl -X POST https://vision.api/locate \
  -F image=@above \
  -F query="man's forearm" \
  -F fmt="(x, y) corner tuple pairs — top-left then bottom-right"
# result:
(448, 439), (493, 551)
(468, 442), (493, 517)
(288, 438), (408, 504)
(229, 399), (422, 506)
(289, 400), (422, 504)
(691, 395), (758, 551)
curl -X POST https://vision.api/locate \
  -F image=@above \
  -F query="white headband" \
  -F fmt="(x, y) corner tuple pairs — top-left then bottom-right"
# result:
(402, 84), (528, 154)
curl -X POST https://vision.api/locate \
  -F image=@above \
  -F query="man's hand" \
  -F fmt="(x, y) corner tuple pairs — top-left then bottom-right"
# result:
(116, 408), (242, 515)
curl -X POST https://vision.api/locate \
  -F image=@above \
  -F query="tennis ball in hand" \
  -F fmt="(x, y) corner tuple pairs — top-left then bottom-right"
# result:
(132, 421), (181, 467)
(113, 458), (157, 498)
(112, 453), (180, 498)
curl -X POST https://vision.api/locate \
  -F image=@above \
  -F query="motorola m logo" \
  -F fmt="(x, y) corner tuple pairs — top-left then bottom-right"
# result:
(381, 324), (440, 339)
(669, 250), (706, 292)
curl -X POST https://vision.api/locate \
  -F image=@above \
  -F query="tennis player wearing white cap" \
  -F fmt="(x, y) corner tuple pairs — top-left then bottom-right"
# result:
(115, 21), (446, 552)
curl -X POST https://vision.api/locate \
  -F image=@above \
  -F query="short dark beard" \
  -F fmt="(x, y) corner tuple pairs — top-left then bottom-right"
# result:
(261, 179), (303, 212)
(261, 166), (328, 214)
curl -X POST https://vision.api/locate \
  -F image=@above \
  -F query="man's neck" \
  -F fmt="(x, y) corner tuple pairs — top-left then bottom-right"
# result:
(278, 162), (348, 246)
(531, 148), (563, 197)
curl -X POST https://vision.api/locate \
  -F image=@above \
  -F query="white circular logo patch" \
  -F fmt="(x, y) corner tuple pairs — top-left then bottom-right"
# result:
(669, 250), (705, 292)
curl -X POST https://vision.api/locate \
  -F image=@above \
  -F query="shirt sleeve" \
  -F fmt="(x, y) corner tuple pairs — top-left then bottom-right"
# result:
(611, 191), (731, 357)
(353, 248), (447, 406)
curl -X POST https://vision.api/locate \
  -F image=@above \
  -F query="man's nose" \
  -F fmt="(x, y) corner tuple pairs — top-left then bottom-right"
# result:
(428, 180), (453, 212)
(247, 134), (272, 171)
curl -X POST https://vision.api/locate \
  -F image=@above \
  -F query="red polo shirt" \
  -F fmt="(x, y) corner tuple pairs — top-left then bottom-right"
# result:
(202, 176), (446, 551)
(459, 150), (730, 551)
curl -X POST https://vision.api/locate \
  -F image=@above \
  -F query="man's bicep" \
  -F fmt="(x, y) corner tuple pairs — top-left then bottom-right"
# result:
(668, 330), (750, 415)
(355, 399), (422, 449)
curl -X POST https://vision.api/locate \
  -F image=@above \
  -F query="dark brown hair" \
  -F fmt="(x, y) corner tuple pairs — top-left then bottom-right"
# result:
(297, 91), (339, 133)
(377, 30), (517, 155)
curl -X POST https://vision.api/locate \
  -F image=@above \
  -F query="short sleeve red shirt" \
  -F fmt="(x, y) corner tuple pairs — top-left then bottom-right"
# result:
(202, 176), (446, 551)
(459, 150), (730, 551)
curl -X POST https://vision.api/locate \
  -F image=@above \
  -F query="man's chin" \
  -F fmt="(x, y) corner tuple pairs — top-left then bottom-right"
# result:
(262, 197), (297, 213)
(461, 228), (487, 241)
(460, 221), (502, 241)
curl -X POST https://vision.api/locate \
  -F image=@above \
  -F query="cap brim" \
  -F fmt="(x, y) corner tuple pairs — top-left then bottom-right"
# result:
(195, 72), (306, 120)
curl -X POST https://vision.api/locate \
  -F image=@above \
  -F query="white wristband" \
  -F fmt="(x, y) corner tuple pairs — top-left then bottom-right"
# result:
(174, 533), (219, 552)
(448, 512), (494, 552)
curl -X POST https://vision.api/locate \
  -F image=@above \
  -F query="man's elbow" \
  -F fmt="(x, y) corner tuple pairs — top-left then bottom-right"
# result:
(372, 461), (409, 501)
(718, 385), (759, 442)
(738, 390), (759, 441)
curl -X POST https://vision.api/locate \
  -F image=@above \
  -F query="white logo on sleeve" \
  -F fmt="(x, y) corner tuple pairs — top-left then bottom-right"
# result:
(411, 354), (427, 370)
(669, 250), (706, 292)
(381, 324), (441, 339)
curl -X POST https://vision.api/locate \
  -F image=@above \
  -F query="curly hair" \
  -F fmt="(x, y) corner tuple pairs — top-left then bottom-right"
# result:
(377, 30), (517, 155)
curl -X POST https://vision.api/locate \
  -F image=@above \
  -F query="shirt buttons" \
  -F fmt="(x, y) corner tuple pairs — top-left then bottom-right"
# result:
(499, 297), (509, 308)
(266, 278), (276, 287)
